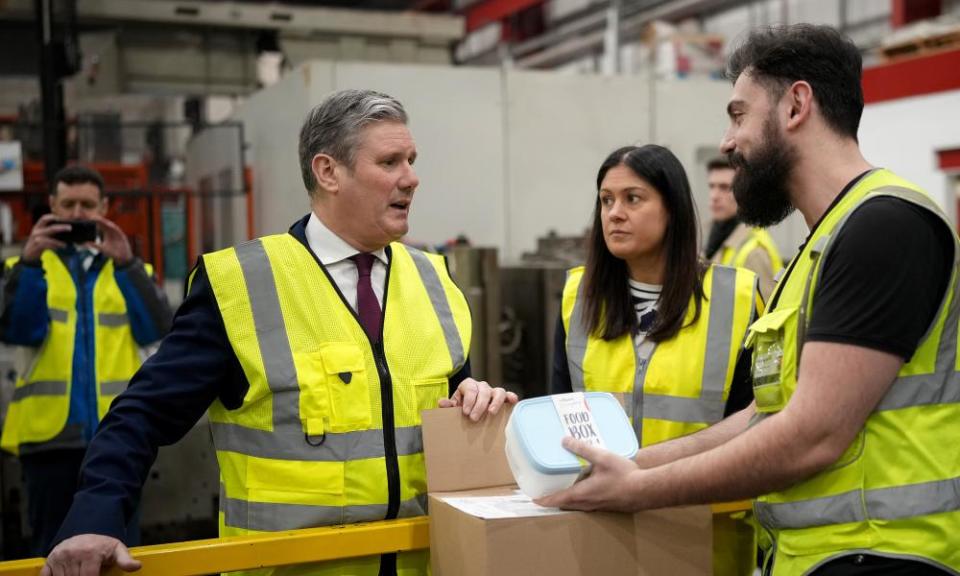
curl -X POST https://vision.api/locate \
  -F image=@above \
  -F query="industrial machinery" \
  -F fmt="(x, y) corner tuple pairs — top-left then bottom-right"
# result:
(500, 231), (588, 399)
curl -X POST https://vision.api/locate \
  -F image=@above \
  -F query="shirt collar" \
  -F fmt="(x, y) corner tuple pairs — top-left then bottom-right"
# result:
(305, 212), (388, 266)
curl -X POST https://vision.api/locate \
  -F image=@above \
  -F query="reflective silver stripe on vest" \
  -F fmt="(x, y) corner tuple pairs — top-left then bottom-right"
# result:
(211, 422), (423, 462)
(757, 369), (960, 416)
(49, 308), (69, 323)
(12, 380), (67, 401)
(100, 380), (128, 396)
(405, 247), (466, 371)
(98, 312), (129, 327)
(631, 338), (656, 441)
(235, 240), (302, 435)
(221, 484), (428, 531)
(696, 265), (736, 421)
(878, 372), (960, 411)
(643, 394), (724, 424)
(19, 423), (86, 455)
(566, 272), (588, 392)
(756, 476), (960, 530)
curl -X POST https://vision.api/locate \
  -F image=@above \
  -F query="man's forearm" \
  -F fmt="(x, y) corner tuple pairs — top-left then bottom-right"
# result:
(620, 342), (907, 512)
(625, 406), (840, 510)
(634, 402), (755, 469)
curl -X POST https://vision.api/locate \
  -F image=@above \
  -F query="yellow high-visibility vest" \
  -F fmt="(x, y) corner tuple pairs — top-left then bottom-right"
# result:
(746, 169), (960, 574)
(562, 264), (760, 446)
(203, 235), (471, 576)
(718, 226), (784, 272)
(0, 252), (144, 455)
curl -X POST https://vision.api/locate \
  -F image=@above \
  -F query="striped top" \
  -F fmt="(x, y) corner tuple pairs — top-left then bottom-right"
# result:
(629, 278), (661, 334)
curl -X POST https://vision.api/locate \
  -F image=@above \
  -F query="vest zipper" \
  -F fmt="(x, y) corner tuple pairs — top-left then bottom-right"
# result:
(375, 256), (400, 522)
(374, 341), (401, 520)
(299, 237), (402, 545)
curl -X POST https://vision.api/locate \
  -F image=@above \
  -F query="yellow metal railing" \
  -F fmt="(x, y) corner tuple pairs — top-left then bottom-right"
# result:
(0, 517), (429, 576)
(0, 502), (752, 575)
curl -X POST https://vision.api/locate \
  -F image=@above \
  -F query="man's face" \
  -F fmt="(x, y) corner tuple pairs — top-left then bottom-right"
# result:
(50, 182), (106, 220)
(333, 121), (419, 251)
(721, 73), (796, 227)
(708, 167), (738, 221)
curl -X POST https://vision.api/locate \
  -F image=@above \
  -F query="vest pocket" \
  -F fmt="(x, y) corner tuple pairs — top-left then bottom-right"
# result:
(746, 307), (797, 413)
(246, 458), (345, 495)
(411, 378), (448, 424)
(317, 343), (372, 433)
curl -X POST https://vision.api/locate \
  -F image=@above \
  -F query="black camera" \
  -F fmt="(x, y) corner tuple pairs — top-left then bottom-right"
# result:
(51, 220), (98, 245)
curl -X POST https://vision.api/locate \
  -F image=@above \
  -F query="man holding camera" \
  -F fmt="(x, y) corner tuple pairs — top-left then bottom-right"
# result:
(0, 164), (172, 555)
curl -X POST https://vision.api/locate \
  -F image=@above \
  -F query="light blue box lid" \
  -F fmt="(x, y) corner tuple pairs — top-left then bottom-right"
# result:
(509, 392), (638, 474)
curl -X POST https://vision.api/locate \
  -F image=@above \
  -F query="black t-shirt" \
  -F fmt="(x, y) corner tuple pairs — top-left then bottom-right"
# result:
(779, 178), (954, 360)
(812, 552), (952, 575)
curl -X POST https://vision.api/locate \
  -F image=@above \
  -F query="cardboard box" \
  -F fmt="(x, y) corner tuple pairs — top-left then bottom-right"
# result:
(422, 406), (713, 576)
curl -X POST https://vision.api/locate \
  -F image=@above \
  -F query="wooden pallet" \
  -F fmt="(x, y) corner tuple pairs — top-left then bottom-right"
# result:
(880, 26), (960, 60)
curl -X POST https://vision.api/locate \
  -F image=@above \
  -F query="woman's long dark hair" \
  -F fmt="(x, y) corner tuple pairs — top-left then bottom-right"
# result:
(583, 145), (705, 342)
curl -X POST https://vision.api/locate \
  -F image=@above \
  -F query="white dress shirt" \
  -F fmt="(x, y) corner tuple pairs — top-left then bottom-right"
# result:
(305, 212), (387, 312)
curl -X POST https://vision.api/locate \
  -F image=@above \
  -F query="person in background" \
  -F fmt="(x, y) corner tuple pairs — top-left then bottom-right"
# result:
(41, 89), (517, 576)
(539, 24), (959, 576)
(703, 156), (783, 299)
(550, 144), (762, 574)
(0, 164), (173, 556)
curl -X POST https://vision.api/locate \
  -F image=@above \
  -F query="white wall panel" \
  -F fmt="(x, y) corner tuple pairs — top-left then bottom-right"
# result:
(503, 70), (651, 262)
(185, 124), (247, 251)
(789, 0), (840, 26)
(233, 62), (332, 236)
(860, 90), (960, 228)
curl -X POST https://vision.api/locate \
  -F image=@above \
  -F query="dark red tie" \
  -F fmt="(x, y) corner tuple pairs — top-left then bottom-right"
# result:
(351, 253), (382, 341)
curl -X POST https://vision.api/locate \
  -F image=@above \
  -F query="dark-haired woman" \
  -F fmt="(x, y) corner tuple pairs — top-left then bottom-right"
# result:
(551, 144), (762, 448)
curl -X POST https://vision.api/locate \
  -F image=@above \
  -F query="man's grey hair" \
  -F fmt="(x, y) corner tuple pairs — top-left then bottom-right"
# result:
(298, 89), (408, 196)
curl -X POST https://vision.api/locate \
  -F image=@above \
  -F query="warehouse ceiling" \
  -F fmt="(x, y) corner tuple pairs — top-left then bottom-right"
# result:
(233, 0), (451, 11)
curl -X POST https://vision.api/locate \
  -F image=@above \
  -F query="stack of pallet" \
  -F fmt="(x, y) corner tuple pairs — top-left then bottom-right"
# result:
(880, 15), (960, 61)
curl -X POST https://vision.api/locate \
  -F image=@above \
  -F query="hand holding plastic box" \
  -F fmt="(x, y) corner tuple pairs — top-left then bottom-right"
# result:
(505, 392), (639, 498)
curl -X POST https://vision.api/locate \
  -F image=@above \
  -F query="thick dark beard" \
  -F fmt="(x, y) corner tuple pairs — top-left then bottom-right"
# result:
(729, 123), (796, 227)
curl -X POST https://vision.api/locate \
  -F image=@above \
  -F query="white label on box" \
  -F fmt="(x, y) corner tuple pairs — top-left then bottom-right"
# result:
(438, 494), (568, 519)
(551, 392), (606, 449)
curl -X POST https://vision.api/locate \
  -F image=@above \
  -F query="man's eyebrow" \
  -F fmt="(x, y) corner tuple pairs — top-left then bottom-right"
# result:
(727, 99), (745, 117)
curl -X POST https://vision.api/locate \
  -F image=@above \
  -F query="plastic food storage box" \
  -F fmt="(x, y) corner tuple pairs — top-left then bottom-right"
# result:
(505, 392), (639, 499)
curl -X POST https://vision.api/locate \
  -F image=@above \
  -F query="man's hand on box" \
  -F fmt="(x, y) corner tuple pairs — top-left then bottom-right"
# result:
(439, 378), (519, 421)
(533, 436), (641, 512)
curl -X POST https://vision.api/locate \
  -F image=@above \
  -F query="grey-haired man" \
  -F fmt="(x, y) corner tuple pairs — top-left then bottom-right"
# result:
(43, 89), (516, 576)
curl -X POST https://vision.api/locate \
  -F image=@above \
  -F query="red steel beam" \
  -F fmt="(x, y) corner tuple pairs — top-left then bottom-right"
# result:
(891, 0), (941, 28)
(464, 0), (544, 32)
(938, 149), (960, 171)
(863, 47), (960, 104)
